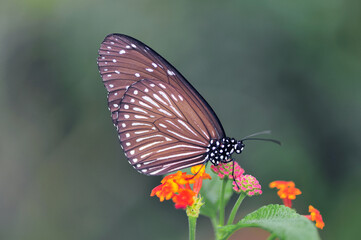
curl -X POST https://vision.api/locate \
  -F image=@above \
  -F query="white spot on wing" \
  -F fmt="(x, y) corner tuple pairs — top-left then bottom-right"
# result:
(167, 130), (206, 145)
(165, 119), (182, 129)
(171, 94), (178, 102)
(156, 144), (203, 153)
(152, 63), (157, 68)
(135, 130), (150, 134)
(136, 135), (167, 142)
(178, 120), (198, 136)
(167, 70), (175, 76)
(158, 108), (172, 116)
(133, 107), (147, 114)
(140, 152), (152, 159)
(139, 101), (152, 109)
(119, 50), (126, 54)
(112, 59), (117, 63)
(139, 141), (163, 150)
(132, 122), (152, 127)
(170, 106), (183, 118)
(142, 96), (160, 108)
(159, 91), (171, 104)
(153, 94), (168, 106)
(135, 73), (140, 77)
(134, 115), (148, 119)
(156, 151), (203, 161)
(146, 68), (153, 72)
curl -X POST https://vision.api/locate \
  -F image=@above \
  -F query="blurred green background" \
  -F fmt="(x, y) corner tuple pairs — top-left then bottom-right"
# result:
(1, 0), (360, 239)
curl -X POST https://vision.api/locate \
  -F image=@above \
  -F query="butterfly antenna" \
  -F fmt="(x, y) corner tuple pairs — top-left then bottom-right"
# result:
(241, 130), (281, 145)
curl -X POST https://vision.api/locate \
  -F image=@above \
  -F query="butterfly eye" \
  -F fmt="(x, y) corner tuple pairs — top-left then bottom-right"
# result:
(235, 142), (245, 154)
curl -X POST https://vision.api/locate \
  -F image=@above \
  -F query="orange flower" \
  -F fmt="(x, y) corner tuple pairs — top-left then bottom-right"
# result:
(172, 189), (196, 209)
(150, 179), (178, 202)
(150, 165), (211, 209)
(161, 171), (193, 185)
(191, 165), (212, 179)
(305, 205), (325, 229)
(269, 180), (295, 189)
(190, 165), (211, 195)
(269, 180), (301, 208)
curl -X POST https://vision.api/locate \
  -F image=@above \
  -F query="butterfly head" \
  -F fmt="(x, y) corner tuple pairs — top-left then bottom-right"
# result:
(235, 141), (245, 154)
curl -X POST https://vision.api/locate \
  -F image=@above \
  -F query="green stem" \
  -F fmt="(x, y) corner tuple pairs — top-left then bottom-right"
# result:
(227, 193), (246, 225)
(219, 178), (228, 226)
(188, 216), (197, 240)
(210, 216), (218, 238)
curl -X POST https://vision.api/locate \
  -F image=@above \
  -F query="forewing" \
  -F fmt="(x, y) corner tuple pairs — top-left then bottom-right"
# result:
(97, 33), (225, 139)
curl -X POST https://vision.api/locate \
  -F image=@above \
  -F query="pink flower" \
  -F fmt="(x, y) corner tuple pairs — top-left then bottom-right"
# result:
(211, 161), (245, 180)
(233, 174), (262, 196)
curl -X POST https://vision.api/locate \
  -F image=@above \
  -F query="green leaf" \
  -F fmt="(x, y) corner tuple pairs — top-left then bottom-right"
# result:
(199, 165), (234, 217)
(217, 204), (321, 240)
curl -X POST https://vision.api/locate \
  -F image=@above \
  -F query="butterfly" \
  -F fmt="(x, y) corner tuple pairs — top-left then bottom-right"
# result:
(97, 34), (277, 176)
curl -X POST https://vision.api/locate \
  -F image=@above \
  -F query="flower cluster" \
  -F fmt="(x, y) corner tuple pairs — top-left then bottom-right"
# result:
(150, 165), (211, 209)
(211, 161), (262, 197)
(269, 180), (325, 229)
(211, 161), (244, 179)
(233, 174), (262, 196)
(269, 180), (301, 208)
(305, 205), (325, 230)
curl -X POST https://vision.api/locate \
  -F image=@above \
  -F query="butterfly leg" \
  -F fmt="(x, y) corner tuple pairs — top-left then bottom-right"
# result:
(231, 159), (240, 190)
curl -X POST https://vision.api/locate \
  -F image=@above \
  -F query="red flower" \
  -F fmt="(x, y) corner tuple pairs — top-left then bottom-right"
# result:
(269, 180), (301, 208)
(172, 189), (196, 209)
(305, 205), (325, 229)
(150, 165), (211, 209)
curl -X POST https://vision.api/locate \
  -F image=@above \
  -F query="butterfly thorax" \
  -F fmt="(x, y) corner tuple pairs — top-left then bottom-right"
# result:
(207, 137), (245, 166)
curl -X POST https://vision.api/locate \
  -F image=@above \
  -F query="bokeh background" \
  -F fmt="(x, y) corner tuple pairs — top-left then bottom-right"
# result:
(1, 0), (360, 239)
